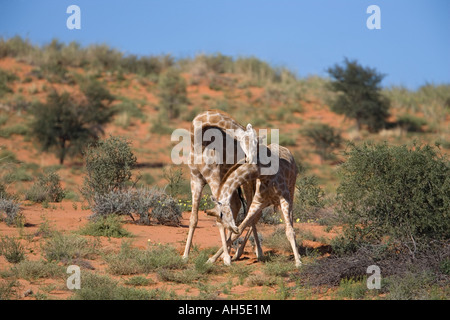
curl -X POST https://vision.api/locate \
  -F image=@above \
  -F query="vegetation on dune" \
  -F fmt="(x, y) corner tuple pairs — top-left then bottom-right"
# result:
(0, 36), (449, 300)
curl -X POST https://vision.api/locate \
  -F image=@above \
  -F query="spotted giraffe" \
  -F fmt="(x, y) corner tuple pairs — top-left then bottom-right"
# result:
(206, 143), (301, 267)
(182, 110), (261, 265)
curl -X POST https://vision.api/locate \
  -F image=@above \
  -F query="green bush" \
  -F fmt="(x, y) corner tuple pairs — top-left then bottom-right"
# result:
(0, 236), (25, 263)
(71, 272), (177, 300)
(41, 232), (98, 263)
(79, 215), (133, 238)
(293, 174), (325, 222)
(0, 69), (17, 97)
(336, 142), (450, 251)
(302, 123), (342, 161)
(106, 241), (185, 275)
(12, 260), (64, 280)
(397, 114), (427, 132)
(327, 58), (390, 132)
(25, 172), (65, 203)
(81, 136), (137, 205)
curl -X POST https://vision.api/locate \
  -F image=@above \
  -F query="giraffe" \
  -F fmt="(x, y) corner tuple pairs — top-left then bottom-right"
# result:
(206, 143), (302, 267)
(182, 110), (261, 265)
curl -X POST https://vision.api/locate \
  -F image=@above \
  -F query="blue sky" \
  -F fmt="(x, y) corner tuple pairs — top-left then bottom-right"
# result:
(1, 0), (449, 89)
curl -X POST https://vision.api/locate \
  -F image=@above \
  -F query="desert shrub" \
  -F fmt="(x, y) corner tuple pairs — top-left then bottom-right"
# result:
(0, 197), (22, 227)
(157, 68), (188, 119)
(0, 124), (29, 138)
(150, 117), (175, 135)
(302, 123), (342, 161)
(71, 272), (177, 300)
(234, 56), (296, 86)
(162, 166), (190, 198)
(90, 188), (136, 220)
(25, 172), (65, 203)
(124, 276), (155, 287)
(112, 99), (145, 121)
(0, 36), (36, 59)
(336, 278), (371, 300)
(0, 236), (25, 263)
(12, 260), (64, 281)
(0, 280), (19, 300)
(106, 241), (185, 275)
(81, 136), (137, 205)
(186, 53), (233, 75)
(41, 232), (99, 263)
(336, 142), (450, 252)
(90, 187), (182, 226)
(263, 255), (295, 277)
(396, 114), (427, 133)
(79, 215), (132, 238)
(293, 174), (325, 222)
(143, 190), (182, 226)
(0, 69), (18, 97)
(120, 54), (173, 76)
(0, 183), (10, 199)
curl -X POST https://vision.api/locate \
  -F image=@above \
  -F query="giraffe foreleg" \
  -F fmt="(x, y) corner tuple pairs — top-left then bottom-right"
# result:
(182, 176), (205, 261)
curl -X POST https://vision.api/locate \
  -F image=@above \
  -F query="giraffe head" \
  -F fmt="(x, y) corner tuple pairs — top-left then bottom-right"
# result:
(238, 123), (258, 164)
(206, 197), (239, 234)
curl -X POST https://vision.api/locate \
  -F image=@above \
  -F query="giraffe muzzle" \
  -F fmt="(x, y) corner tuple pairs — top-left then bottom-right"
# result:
(230, 226), (239, 234)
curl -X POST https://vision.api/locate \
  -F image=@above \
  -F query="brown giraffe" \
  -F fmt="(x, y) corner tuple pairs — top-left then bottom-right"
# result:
(206, 143), (302, 267)
(182, 110), (261, 265)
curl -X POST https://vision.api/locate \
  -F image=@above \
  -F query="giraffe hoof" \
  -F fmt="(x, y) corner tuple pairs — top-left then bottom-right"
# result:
(223, 256), (231, 266)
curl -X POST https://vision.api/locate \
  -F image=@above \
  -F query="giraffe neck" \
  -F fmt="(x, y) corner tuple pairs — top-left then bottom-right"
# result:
(218, 163), (260, 203)
(191, 110), (245, 144)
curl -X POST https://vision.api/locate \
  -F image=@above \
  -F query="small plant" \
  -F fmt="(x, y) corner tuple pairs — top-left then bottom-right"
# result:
(41, 232), (98, 263)
(71, 272), (177, 300)
(0, 280), (19, 300)
(263, 255), (295, 277)
(0, 197), (22, 227)
(25, 171), (65, 203)
(336, 278), (370, 300)
(80, 215), (133, 238)
(12, 260), (64, 281)
(162, 166), (187, 198)
(150, 192), (182, 226)
(293, 174), (325, 222)
(106, 241), (185, 275)
(124, 276), (154, 287)
(0, 236), (25, 263)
